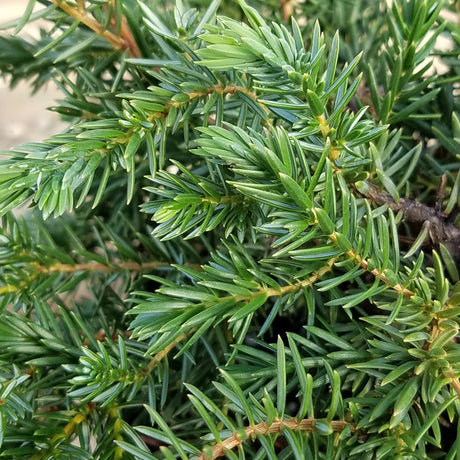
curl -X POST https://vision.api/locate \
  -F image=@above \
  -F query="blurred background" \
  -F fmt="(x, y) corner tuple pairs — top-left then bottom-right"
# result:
(0, 0), (65, 150)
(0, 1), (454, 152)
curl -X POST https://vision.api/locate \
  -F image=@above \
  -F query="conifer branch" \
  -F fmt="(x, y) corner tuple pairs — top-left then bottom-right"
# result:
(146, 84), (268, 123)
(34, 260), (202, 274)
(145, 332), (190, 373)
(0, 0), (458, 457)
(327, 230), (415, 298)
(199, 417), (355, 459)
(29, 405), (93, 460)
(358, 181), (460, 260)
(52, 0), (141, 57)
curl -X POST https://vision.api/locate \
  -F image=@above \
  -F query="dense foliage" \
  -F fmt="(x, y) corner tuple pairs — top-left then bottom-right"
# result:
(0, 0), (459, 458)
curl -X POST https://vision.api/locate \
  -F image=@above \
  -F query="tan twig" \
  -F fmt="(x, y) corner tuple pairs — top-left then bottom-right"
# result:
(39, 261), (160, 273)
(52, 0), (141, 57)
(198, 417), (354, 459)
(35, 260), (200, 273)
(105, 0), (142, 57)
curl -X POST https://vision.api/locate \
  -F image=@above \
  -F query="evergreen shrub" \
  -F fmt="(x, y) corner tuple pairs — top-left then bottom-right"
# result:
(0, 0), (459, 458)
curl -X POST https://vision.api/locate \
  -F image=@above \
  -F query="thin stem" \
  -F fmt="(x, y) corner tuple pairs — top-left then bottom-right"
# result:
(132, 260), (336, 364)
(146, 332), (191, 373)
(108, 404), (125, 460)
(205, 257), (336, 306)
(326, 230), (415, 298)
(0, 281), (27, 295)
(0, 261), (202, 295)
(52, 0), (141, 57)
(33, 260), (202, 274)
(105, 0), (142, 58)
(359, 181), (460, 260)
(131, 261), (336, 374)
(199, 417), (354, 459)
(147, 84), (268, 123)
(264, 257), (336, 297)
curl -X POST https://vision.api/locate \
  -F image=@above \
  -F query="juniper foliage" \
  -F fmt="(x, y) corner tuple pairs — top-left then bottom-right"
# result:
(0, 0), (459, 458)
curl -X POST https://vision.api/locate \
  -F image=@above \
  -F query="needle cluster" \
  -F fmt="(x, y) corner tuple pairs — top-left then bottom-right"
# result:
(0, 1), (459, 458)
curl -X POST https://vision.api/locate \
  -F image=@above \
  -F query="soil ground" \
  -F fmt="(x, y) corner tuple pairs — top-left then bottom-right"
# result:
(0, 1), (65, 150)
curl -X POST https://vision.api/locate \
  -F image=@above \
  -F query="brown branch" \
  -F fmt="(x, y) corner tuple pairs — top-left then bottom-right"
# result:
(198, 417), (354, 459)
(105, 0), (142, 58)
(33, 260), (202, 274)
(52, 0), (141, 57)
(37, 261), (165, 273)
(0, 260), (202, 295)
(360, 181), (460, 260)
